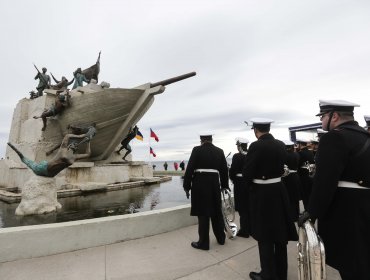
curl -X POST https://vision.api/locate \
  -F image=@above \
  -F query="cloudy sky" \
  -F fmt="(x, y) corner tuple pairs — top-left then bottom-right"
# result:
(1, 0), (370, 161)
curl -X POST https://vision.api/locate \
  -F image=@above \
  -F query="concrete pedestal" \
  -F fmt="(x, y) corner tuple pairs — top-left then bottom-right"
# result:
(15, 176), (61, 216)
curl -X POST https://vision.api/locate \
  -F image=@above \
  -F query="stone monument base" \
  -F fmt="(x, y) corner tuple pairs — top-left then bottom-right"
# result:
(15, 176), (61, 216)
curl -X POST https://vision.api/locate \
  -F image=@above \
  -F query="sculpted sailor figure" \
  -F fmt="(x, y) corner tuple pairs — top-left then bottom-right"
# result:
(243, 118), (298, 280)
(34, 66), (51, 97)
(183, 132), (229, 250)
(7, 131), (92, 178)
(33, 91), (71, 131)
(117, 125), (139, 161)
(50, 73), (74, 91)
(72, 67), (90, 89)
(46, 123), (97, 156)
(229, 137), (250, 237)
(299, 100), (370, 280)
(67, 123), (97, 148)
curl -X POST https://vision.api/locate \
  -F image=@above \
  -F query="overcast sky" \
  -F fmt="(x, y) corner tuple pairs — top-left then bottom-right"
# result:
(1, 0), (370, 161)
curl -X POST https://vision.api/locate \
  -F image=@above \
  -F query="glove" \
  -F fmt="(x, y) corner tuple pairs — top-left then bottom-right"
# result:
(298, 211), (311, 227)
(185, 190), (190, 199)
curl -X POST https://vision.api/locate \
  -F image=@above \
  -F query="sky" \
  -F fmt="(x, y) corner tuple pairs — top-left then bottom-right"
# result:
(1, 0), (370, 161)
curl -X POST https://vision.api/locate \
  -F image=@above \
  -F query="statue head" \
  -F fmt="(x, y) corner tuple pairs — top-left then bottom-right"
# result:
(42, 67), (47, 73)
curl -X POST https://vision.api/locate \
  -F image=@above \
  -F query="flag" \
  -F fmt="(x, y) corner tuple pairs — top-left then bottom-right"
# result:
(150, 128), (159, 142)
(135, 130), (143, 141)
(150, 147), (156, 157)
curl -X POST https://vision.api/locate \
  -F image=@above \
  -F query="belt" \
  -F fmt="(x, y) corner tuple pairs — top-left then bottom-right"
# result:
(194, 169), (219, 173)
(236, 173), (243, 177)
(288, 170), (297, 173)
(338, 181), (369, 190)
(253, 177), (281, 184)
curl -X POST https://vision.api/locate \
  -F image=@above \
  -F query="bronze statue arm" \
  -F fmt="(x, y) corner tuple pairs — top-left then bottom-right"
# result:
(67, 78), (75, 86)
(75, 142), (91, 160)
(50, 72), (60, 84)
(46, 143), (61, 156)
(61, 133), (87, 147)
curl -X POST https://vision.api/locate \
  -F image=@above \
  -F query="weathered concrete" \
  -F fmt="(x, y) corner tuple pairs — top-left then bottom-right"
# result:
(15, 176), (61, 216)
(0, 204), (196, 263)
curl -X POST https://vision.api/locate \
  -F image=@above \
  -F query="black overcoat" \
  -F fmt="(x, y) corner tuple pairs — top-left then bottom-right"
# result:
(229, 152), (248, 212)
(183, 142), (229, 216)
(308, 121), (370, 277)
(298, 147), (315, 206)
(242, 133), (298, 242)
(282, 150), (301, 221)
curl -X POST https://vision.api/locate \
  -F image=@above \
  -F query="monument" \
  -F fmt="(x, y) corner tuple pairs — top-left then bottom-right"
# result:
(0, 54), (196, 215)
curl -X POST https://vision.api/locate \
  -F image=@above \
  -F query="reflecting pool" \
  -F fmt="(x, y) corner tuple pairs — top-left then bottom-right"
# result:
(0, 176), (188, 228)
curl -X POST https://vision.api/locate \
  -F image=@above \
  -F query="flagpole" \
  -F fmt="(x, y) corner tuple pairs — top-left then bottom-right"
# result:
(148, 129), (152, 167)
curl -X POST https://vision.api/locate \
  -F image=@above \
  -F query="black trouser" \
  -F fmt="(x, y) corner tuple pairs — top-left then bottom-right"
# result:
(197, 214), (225, 248)
(239, 209), (250, 234)
(258, 241), (287, 280)
(300, 175), (312, 210)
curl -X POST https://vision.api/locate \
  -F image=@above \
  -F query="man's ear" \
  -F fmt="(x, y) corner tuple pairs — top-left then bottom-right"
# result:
(332, 112), (340, 121)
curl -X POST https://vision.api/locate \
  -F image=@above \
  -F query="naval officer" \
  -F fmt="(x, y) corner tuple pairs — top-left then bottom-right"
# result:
(229, 137), (250, 237)
(281, 139), (301, 222)
(299, 100), (370, 280)
(183, 132), (229, 250)
(243, 118), (297, 280)
(296, 138), (315, 209)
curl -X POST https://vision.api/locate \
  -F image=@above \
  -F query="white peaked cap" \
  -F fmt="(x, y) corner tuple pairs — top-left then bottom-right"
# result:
(249, 117), (274, 124)
(319, 99), (360, 107)
(296, 138), (309, 143)
(198, 131), (213, 137)
(317, 128), (328, 134)
(282, 139), (294, 146)
(316, 99), (360, 116)
(235, 137), (249, 144)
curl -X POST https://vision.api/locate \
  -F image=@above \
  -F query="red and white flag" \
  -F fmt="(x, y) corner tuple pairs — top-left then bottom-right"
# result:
(150, 147), (156, 157)
(150, 128), (159, 142)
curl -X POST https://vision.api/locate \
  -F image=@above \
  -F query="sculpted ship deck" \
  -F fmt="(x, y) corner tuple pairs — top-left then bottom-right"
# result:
(53, 72), (195, 160)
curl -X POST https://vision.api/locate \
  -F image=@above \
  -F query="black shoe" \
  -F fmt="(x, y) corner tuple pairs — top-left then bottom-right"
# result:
(236, 230), (250, 238)
(249, 271), (262, 280)
(191, 241), (209, 250)
(217, 238), (225, 245)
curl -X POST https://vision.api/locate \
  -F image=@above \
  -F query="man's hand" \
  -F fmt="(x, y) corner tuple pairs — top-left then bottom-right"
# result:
(298, 211), (311, 227)
(185, 190), (190, 199)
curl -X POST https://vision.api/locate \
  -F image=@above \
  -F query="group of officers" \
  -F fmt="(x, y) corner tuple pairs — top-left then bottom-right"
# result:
(183, 100), (370, 280)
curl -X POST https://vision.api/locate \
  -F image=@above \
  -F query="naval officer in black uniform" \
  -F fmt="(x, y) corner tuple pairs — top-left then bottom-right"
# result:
(282, 139), (301, 222)
(296, 139), (315, 209)
(183, 132), (229, 250)
(229, 137), (250, 237)
(243, 118), (297, 280)
(299, 100), (370, 280)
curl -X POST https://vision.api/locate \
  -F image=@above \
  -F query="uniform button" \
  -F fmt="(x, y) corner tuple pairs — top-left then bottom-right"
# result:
(262, 176), (266, 179)
(359, 180), (363, 185)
